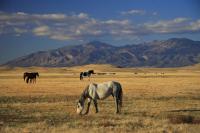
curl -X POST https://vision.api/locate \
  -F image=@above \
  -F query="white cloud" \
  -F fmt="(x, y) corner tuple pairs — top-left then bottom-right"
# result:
(33, 26), (50, 36)
(0, 11), (200, 41)
(189, 19), (200, 31)
(143, 17), (194, 34)
(121, 9), (146, 15)
(174, 18), (189, 23)
(14, 28), (27, 34)
(121, 9), (159, 17)
(33, 14), (66, 20)
(77, 13), (88, 19)
(104, 20), (130, 25)
(50, 34), (72, 40)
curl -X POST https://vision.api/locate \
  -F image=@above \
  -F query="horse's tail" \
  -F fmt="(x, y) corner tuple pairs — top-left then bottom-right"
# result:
(118, 83), (123, 108)
(23, 73), (27, 81)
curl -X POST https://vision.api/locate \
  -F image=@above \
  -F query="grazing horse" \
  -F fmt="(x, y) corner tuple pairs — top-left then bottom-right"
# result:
(23, 72), (39, 84)
(76, 81), (123, 115)
(80, 70), (95, 80)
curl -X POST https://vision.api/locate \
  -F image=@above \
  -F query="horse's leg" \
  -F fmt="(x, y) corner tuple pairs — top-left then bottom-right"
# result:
(93, 100), (99, 113)
(84, 98), (91, 115)
(26, 77), (29, 84)
(114, 96), (119, 114)
(88, 75), (90, 81)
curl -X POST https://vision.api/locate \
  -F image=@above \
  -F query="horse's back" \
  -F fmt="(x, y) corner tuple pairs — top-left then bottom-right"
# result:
(95, 81), (121, 90)
(89, 81), (121, 100)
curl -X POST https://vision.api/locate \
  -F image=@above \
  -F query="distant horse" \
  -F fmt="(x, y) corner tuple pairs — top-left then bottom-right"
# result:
(23, 72), (39, 84)
(80, 70), (95, 80)
(76, 81), (123, 115)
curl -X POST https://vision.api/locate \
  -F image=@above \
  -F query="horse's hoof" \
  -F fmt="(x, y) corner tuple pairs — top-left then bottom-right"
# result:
(83, 112), (88, 115)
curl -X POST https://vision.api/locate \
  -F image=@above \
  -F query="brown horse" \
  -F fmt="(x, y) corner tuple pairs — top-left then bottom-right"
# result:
(23, 72), (39, 84)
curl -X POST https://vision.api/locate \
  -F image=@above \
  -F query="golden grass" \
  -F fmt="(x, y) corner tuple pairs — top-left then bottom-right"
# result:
(0, 64), (200, 133)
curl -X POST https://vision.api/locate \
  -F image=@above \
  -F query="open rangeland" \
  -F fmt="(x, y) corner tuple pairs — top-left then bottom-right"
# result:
(0, 64), (200, 133)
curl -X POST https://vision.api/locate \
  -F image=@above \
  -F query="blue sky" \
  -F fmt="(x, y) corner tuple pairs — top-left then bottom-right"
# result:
(0, 0), (200, 64)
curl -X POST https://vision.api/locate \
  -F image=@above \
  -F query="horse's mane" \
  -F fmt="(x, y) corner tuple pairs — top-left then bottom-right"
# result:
(36, 72), (39, 77)
(80, 85), (89, 100)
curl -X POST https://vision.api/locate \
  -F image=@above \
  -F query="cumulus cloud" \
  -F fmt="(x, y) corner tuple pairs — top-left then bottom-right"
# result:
(14, 27), (27, 34)
(143, 17), (200, 34)
(77, 13), (88, 19)
(33, 26), (50, 36)
(0, 11), (200, 41)
(189, 20), (200, 31)
(50, 34), (72, 40)
(121, 9), (146, 15)
(120, 9), (158, 16)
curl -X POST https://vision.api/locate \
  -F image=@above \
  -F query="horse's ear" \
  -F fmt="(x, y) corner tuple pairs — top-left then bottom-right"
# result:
(77, 99), (81, 104)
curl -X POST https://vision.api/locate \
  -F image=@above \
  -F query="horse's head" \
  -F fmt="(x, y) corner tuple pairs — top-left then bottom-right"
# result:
(76, 99), (84, 115)
(23, 72), (27, 81)
(76, 85), (89, 115)
(36, 72), (39, 77)
(89, 70), (95, 74)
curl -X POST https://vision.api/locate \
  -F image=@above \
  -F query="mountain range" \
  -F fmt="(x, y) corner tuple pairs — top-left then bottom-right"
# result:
(3, 38), (200, 67)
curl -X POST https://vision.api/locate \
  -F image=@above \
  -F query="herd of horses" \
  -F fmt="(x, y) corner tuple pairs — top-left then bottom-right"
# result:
(22, 70), (168, 115)
(22, 69), (168, 115)
(23, 70), (166, 84)
(23, 70), (122, 114)
(23, 70), (95, 84)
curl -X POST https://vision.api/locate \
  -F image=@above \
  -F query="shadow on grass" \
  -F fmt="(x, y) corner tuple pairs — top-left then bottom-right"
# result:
(0, 95), (78, 104)
(168, 115), (200, 124)
(168, 109), (200, 112)
(0, 113), (70, 126)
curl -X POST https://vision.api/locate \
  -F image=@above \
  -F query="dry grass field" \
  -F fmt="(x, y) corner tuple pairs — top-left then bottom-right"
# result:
(0, 64), (200, 133)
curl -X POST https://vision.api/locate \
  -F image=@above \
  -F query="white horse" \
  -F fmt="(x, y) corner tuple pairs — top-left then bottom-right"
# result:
(76, 81), (123, 115)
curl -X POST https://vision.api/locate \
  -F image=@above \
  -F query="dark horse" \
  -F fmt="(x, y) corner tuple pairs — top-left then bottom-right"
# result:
(80, 70), (95, 80)
(23, 72), (39, 84)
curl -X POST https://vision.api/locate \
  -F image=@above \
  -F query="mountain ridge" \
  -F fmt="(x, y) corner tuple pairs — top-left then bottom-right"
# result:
(2, 38), (200, 68)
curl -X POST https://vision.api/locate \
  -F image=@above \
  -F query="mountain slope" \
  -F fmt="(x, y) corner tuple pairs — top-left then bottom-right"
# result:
(3, 38), (200, 67)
